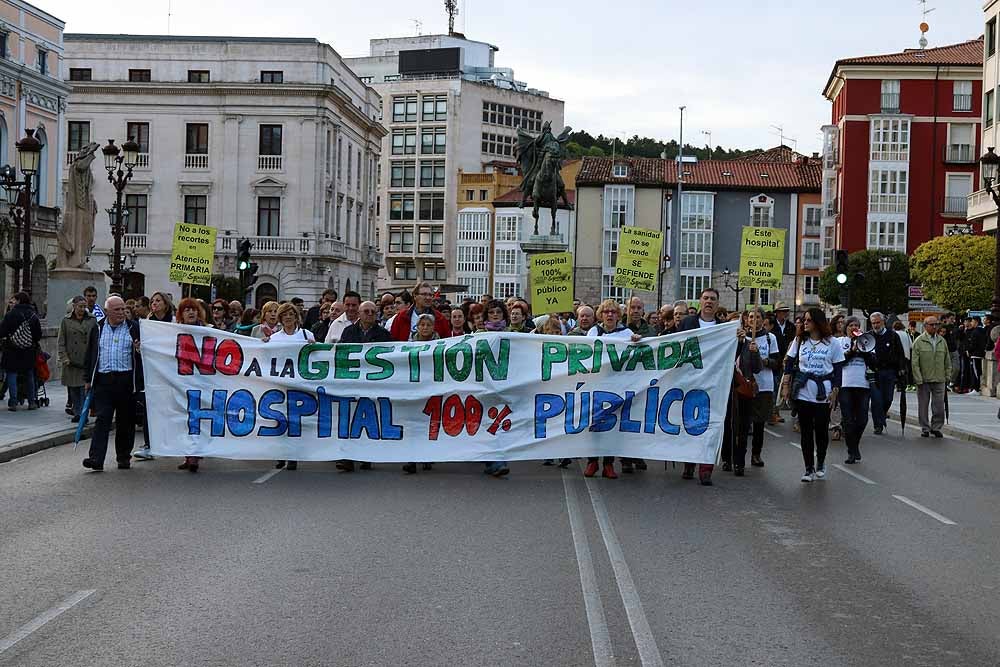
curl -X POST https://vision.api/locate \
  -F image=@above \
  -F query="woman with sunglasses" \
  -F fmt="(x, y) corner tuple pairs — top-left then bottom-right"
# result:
(209, 299), (231, 331)
(781, 308), (845, 483)
(175, 298), (208, 473)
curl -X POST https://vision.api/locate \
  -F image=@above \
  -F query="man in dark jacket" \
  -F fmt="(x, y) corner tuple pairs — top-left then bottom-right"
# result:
(82, 296), (143, 471)
(0, 292), (42, 411)
(868, 311), (905, 434)
(304, 288), (337, 331)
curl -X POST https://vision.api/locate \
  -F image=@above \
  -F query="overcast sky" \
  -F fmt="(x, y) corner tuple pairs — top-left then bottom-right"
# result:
(46, 0), (982, 153)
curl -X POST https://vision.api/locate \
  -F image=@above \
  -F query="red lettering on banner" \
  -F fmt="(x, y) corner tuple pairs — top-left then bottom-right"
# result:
(215, 339), (244, 375)
(176, 334), (217, 375)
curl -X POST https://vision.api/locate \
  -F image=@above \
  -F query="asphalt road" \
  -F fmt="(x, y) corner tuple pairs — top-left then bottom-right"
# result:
(2, 421), (1000, 666)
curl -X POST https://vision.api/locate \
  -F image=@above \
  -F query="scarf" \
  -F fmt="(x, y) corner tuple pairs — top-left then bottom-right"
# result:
(485, 319), (507, 332)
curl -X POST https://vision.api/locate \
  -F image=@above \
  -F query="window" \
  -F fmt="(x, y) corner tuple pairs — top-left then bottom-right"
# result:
(124, 194), (147, 234)
(680, 192), (713, 271)
(947, 123), (974, 162)
(989, 18), (997, 58)
(390, 161), (415, 188)
(185, 123), (209, 154)
(479, 190), (489, 201)
(388, 226), (414, 253)
(422, 94), (447, 121)
(325, 130), (332, 174)
(184, 195), (207, 225)
(420, 161), (445, 187)
(867, 219), (905, 252)
(69, 68), (92, 81)
(612, 164), (629, 178)
(802, 240), (822, 270)
(748, 289), (770, 306)
(822, 224), (835, 268)
(421, 128), (446, 154)
(482, 102), (542, 132)
(750, 196), (773, 227)
(419, 192), (445, 220)
(458, 211), (491, 241)
(880, 80), (900, 113)
(466, 189), (474, 201)
(803, 206), (822, 237)
(602, 274), (627, 303)
(945, 174), (973, 215)
(391, 129), (417, 155)
(987, 89), (995, 128)
(392, 96), (418, 123)
(128, 69), (151, 82)
(954, 81), (973, 111)
(681, 274), (712, 302)
(869, 169), (908, 213)
(260, 70), (283, 83)
(36, 48), (47, 75)
(68, 122), (90, 152)
(0, 32), (7, 59)
(457, 245), (488, 272)
(603, 185), (634, 271)
(389, 193), (415, 220)
(127, 122), (150, 153)
(804, 275), (820, 297)
(259, 125), (282, 155)
(494, 248), (522, 275)
(423, 262), (447, 281)
(481, 132), (515, 157)
(347, 148), (352, 185)
(496, 215), (521, 242)
(394, 262), (417, 281)
(257, 197), (281, 236)
(187, 70), (210, 83)
(494, 280), (521, 299)
(418, 227), (444, 254)
(870, 118), (910, 161)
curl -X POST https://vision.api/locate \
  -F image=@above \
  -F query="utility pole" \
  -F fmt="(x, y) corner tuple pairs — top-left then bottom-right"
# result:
(672, 106), (685, 302)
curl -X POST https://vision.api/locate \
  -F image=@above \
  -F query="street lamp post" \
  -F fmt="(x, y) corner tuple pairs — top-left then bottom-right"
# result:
(721, 266), (745, 311)
(102, 137), (139, 295)
(0, 130), (42, 295)
(975, 147), (1000, 321)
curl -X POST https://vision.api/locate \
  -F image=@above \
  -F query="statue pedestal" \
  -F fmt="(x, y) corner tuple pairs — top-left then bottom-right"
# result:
(519, 234), (569, 256)
(48, 268), (107, 320)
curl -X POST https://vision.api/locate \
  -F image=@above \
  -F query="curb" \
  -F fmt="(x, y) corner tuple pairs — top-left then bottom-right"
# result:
(887, 409), (999, 451)
(0, 425), (94, 464)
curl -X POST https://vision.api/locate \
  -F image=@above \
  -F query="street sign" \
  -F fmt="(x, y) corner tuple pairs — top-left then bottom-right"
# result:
(907, 285), (943, 312)
(613, 227), (662, 291)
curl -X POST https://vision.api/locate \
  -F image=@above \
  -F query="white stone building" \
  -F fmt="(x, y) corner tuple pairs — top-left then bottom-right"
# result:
(345, 33), (564, 293)
(62, 34), (386, 306)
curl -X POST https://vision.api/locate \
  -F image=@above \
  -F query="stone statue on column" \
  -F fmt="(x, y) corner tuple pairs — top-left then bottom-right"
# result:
(56, 142), (100, 270)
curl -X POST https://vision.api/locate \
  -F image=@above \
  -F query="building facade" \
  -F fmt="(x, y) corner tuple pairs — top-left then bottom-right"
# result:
(822, 38), (983, 256)
(575, 156), (821, 310)
(345, 33), (564, 293)
(969, 3), (1000, 234)
(0, 0), (69, 313)
(62, 34), (385, 306)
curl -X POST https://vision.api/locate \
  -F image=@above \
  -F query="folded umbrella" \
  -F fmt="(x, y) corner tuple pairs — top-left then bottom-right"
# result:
(898, 383), (907, 435)
(73, 389), (93, 449)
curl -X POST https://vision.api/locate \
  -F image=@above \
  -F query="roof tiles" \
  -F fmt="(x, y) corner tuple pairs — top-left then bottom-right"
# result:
(577, 156), (821, 192)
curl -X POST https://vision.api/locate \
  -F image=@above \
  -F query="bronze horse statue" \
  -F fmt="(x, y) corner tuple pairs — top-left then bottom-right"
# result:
(516, 122), (573, 236)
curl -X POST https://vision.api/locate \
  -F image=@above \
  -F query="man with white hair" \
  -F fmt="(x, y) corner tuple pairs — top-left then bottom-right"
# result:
(568, 305), (595, 336)
(868, 311), (905, 434)
(82, 296), (142, 472)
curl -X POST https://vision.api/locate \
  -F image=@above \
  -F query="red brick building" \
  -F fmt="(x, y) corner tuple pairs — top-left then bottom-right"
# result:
(821, 38), (983, 256)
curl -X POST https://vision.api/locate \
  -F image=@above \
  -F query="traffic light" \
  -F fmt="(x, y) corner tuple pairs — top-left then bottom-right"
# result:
(835, 250), (849, 285)
(245, 262), (259, 289)
(237, 238), (252, 271)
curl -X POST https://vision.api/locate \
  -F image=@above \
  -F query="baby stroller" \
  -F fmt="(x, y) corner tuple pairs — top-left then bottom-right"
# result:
(33, 350), (51, 407)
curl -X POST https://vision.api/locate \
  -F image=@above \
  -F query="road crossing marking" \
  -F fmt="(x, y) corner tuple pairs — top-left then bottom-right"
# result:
(892, 495), (957, 526)
(561, 472), (613, 667)
(788, 441), (802, 450)
(0, 590), (96, 655)
(252, 468), (283, 484)
(832, 464), (877, 485)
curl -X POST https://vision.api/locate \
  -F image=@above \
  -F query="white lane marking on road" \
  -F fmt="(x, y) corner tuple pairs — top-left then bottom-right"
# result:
(582, 475), (665, 667)
(561, 471), (613, 667)
(892, 495), (957, 526)
(252, 468), (283, 484)
(832, 464), (877, 485)
(788, 441), (802, 450)
(764, 428), (783, 439)
(0, 589), (96, 655)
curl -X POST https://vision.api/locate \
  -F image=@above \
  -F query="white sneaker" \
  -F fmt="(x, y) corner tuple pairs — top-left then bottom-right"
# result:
(967, 390), (979, 396)
(132, 447), (154, 461)
(815, 466), (826, 479)
(800, 469), (815, 483)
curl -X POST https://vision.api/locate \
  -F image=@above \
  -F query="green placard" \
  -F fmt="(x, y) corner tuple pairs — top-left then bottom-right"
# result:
(168, 222), (218, 286)
(529, 252), (574, 315)
(738, 226), (786, 290)
(613, 227), (663, 291)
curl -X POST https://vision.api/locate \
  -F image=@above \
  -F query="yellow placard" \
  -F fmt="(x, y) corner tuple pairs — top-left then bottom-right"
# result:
(168, 222), (218, 286)
(613, 227), (663, 291)
(529, 252), (574, 315)
(738, 226), (786, 290)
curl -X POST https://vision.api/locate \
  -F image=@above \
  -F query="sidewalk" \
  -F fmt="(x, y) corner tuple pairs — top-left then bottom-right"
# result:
(888, 389), (1000, 449)
(0, 384), (93, 463)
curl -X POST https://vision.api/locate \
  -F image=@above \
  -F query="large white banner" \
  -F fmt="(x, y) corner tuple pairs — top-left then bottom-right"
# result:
(141, 320), (738, 463)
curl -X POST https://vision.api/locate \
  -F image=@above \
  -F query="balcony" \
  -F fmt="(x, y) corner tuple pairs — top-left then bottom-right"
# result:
(943, 196), (969, 217)
(122, 234), (147, 249)
(953, 94), (973, 112)
(257, 155), (283, 171)
(801, 257), (821, 270)
(944, 144), (974, 164)
(185, 153), (209, 169)
(880, 93), (900, 114)
(823, 150), (839, 170)
(65, 151), (78, 166)
(803, 222), (822, 237)
(967, 189), (995, 223)
(135, 153), (150, 169)
(364, 247), (384, 267)
(869, 194), (907, 214)
(824, 198), (839, 217)
(217, 234), (313, 255)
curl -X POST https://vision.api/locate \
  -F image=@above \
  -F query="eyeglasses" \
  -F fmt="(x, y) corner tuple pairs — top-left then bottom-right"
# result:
(212, 306), (225, 311)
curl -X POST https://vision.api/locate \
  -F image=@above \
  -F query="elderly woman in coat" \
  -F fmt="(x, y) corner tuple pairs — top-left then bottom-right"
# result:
(59, 296), (97, 423)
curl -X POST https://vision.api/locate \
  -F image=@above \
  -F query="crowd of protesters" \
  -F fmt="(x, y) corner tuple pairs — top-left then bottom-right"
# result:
(3, 279), (999, 483)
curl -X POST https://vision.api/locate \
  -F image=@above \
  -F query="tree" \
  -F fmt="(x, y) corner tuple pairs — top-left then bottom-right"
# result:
(910, 235), (996, 312)
(819, 250), (909, 315)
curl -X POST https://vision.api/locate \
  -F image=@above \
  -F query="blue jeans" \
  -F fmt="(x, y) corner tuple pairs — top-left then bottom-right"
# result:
(870, 369), (897, 429)
(6, 370), (35, 407)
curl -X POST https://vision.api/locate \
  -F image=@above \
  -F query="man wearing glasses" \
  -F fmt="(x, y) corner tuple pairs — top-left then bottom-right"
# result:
(911, 316), (950, 438)
(388, 281), (450, 341)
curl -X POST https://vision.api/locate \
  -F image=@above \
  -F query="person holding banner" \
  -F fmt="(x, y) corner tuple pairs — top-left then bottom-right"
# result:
(268, 303), (316, 472)
(401, 314), (441, 475)
(738, 308), (779, 472)
(449, 307), (471, 336)
(782, 308), (845, 483)
(567, 306), (594, 336)
(175, 298), (210, 472)
(252, 301), (280, 341)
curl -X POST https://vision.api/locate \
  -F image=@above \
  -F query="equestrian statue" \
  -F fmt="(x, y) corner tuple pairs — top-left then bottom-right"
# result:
(516, 121), (573, 236)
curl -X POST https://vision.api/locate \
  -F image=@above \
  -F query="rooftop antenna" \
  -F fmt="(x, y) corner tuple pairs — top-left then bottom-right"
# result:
(411, 19), (423, 36)
(701, 130), (712, 158)
(770, 125), (785, 147)
(918, 0), (935, 48)
(445, 0), (458, 35)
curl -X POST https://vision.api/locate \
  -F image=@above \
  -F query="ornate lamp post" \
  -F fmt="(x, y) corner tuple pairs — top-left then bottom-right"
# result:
(102, 137), (139, 295)
(0, 130), (42, 294)
(976, 147), (1000, 320)
(721, 266), (745, 311)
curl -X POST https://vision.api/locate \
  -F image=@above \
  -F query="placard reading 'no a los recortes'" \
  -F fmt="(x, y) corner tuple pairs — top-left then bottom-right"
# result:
(613, 227), (663, 291)
(168, 222), (218, 286)
(738, 226), (786, 290)
(529, 252), (575, 315)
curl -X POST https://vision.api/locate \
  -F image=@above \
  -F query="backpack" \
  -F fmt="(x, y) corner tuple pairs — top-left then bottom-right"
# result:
(9, 315), (36, 350)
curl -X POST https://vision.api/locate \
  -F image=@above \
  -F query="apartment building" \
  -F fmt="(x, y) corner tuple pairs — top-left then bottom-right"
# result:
(63, 34), (385, 304)
(969, 3), (1000, 234)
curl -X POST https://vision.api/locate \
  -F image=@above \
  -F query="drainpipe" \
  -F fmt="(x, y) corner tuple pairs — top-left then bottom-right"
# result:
(929, 65), (940, 245)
